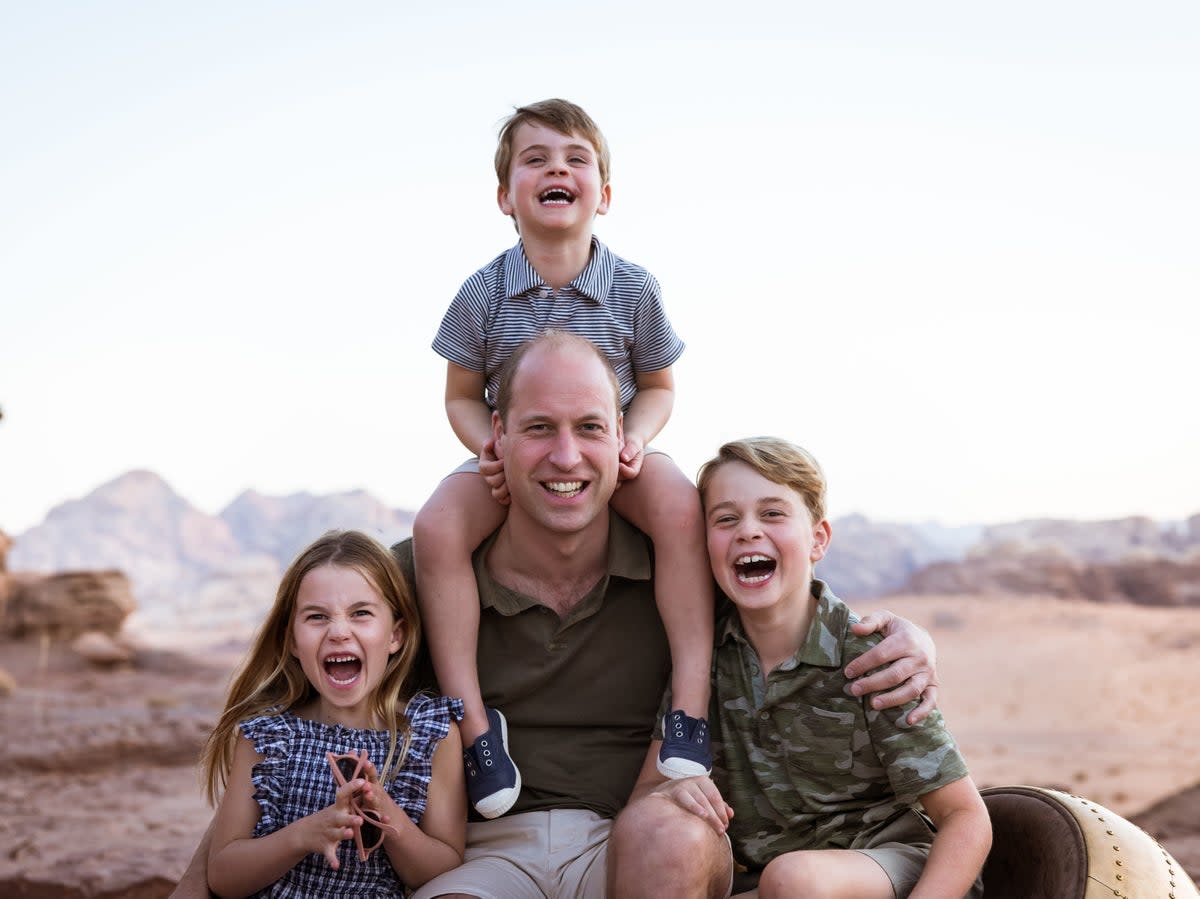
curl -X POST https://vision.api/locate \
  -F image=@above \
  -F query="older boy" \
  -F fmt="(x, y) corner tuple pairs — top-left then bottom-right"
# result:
(653, 438), (991, 898)
(412, 99), (714, 818)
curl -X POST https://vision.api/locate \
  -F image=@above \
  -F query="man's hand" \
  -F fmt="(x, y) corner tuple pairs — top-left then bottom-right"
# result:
(845, 609), (938, 725)
(479, 438), (509, 505)
(649, 776), (734, 835)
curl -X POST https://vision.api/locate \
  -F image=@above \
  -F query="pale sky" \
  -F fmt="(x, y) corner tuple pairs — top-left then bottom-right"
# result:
(2, 1), (1197, 535)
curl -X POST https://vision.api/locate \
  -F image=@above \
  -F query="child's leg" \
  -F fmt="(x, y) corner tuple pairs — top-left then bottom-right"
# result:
(610, 453), (714, 772)
(755, 849), (895, 899)
(412, 469), (506, 746)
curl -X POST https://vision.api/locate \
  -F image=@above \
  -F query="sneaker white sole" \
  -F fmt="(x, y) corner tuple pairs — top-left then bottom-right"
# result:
(474, 710), (522, 819)
(656, 756), (711, 779)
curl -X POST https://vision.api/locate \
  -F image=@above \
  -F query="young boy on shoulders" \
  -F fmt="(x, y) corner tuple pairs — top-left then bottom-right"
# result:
(412, 99), (714, 819)
(664, 437), (990, 898)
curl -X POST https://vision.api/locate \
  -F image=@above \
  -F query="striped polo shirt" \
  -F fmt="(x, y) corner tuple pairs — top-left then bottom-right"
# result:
(432, 238), (685, 411)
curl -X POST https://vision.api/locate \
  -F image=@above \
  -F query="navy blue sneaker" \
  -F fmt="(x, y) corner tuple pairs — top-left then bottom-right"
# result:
(657, 709), (712, 779)
(463, 708), (521, 818)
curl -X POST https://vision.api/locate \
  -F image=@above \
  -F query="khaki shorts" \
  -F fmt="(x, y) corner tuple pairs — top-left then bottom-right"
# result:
(410, 809), (611, 899)
(411, 807), (735, 899)
(732, 812), (983, 899)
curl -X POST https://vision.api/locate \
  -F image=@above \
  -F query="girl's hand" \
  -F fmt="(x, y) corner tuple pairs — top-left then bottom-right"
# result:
(479, 438), (510, 505)
(353, 757), (398, 830)
(299, 777), (368, 869)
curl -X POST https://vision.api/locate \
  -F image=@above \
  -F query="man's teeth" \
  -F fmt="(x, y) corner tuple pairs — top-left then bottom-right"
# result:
(545, 481), (584, 497)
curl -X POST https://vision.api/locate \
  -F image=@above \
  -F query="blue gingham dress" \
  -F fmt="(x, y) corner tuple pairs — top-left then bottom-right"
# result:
(239, 693), (464, 898)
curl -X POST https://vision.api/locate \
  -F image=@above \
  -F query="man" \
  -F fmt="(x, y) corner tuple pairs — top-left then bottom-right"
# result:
(170, 330), (936, 898)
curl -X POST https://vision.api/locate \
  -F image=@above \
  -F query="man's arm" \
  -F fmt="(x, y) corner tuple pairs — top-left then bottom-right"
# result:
(168, 817), (216, 899)
(844, 610), (938, 724)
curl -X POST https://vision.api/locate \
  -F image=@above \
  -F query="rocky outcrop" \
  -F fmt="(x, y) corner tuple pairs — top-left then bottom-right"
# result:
(979, 515), (1200, 562)
(8, 470), (241, 609)
(904, 544), (1200, 606)
(8, 472), (416, 632)
(221, 487), (414, 570)
(817, 514), (981, 599)
(2, 570), (136, 639)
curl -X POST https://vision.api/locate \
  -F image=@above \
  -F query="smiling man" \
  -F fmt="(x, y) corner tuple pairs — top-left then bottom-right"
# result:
(168, 332), (940, 899)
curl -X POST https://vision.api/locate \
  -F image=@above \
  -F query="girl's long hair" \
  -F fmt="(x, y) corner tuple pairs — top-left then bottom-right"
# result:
(201, 530), (421, 805)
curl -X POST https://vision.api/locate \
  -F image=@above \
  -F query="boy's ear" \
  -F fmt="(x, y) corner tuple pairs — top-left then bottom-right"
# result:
(596, 182), (611, 217)
(810, 519), (832, 563)
(497, 183), (514, 217)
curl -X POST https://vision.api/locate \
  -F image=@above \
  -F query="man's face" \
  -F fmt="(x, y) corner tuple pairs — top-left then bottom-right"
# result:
(494, 342), (622, 537)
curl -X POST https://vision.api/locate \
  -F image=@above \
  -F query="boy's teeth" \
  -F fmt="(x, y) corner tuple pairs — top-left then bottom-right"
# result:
(546, 481), (583, 497)
(734, 553), (776, 583)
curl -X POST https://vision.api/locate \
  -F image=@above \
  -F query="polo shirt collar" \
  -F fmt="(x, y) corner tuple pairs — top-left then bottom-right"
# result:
(502, 237), (613, 304)
(717, 578), (846, 668)
(475, 509), (652, 615)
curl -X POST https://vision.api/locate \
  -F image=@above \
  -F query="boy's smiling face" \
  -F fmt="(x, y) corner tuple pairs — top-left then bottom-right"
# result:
(498, 121), (610, 238)
(704, 460), (831, 616)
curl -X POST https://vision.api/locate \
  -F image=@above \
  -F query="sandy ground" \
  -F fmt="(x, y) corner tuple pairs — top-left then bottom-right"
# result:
(0, 593), (1197, 897)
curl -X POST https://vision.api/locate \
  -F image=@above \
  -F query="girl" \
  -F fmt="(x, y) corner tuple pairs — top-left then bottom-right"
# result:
(201, 530), (466, 898)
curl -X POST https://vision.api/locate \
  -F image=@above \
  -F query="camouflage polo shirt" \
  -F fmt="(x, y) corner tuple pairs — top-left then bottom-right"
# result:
(711, 579), (969, 871)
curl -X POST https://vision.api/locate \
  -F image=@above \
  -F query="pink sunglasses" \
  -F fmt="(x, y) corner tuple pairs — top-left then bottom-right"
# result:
(326, 750), (400, 861)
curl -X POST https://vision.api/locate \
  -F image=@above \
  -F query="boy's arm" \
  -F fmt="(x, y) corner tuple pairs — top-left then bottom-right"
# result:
(619, 366), (675, 480)
(444, 362), (492, 456)
(908, 776), (991, 899)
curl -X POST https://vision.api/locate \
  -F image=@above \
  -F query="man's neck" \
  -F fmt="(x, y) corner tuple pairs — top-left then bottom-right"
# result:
(738, 586), (818, 675)
(485, 513), (610, 615)
(522, 231), (594, 289)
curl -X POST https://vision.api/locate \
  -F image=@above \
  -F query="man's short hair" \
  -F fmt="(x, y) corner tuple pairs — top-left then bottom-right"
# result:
(494, 98), (611, 188)
(494, 330), (621, 424)
(697, 437), (828, 524)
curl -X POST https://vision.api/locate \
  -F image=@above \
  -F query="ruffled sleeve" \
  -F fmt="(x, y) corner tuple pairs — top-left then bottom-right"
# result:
(385, 694), (464, 824)
(239, 712), (294, 837)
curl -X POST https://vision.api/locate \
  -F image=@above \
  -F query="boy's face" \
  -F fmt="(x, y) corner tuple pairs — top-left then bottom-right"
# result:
(703, 460), (831, 615)
(498, 121), (610, 239)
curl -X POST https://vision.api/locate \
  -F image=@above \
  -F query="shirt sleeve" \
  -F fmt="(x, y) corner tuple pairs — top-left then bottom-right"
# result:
(239, 714), (292, 836)
(866, 704), (971, 807)
(432, 272), (492, 372)
(630, 271), (685, 374)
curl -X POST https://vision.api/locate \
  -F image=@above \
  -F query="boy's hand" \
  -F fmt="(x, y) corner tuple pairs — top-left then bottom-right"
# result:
(479, 438), (510, 505)
(845, 610), (938, 725)
(650, 776), (734, 835)
(618, 435), (646, 482)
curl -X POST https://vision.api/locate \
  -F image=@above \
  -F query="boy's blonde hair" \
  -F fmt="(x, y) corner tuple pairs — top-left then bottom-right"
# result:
(201, 530), (422, 805)
(494, 98), (611, 187)
(697, 437), (828, 524)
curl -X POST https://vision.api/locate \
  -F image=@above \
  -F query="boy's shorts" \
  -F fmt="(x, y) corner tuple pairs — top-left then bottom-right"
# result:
(855, 811), (985, 899)
(731, 812), (984, 899)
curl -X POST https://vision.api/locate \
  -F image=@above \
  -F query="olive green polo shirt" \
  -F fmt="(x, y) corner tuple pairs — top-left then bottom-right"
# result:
(394, 510), (670, 820)
(711, 579), (969, 870)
